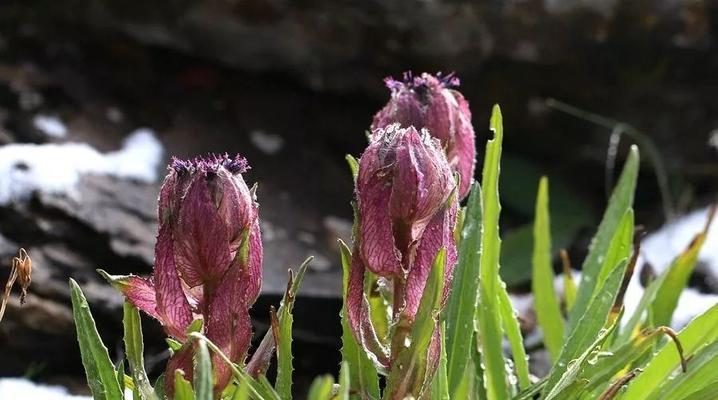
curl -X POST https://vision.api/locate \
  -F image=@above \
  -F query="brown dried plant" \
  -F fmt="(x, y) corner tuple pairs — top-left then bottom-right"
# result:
(0, 248), (32, 324)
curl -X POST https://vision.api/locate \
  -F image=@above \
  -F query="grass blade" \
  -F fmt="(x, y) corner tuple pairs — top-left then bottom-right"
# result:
(475, 104), (510, 399)
(650, 207), (715, 326)
(444, 183), (483, 396)
(70, 279), (124, 400)
(122, 301), (156, 400)
(193, 340), (212, 400)
(543, 210), (634, 394)
(497, 281), (530, 390)
(623, 304), (718, 398)
(430, 323), (450, 400)
(646, 339), (718, 399)
(568, 146), (639, 330)
(531, 177), (564, 361)
(306, 376), (334, 400)
(338, 240), (380, 400)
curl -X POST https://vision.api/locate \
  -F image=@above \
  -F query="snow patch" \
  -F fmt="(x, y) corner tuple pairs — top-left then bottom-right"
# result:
(0, 378), (90, 400)
(33, 114), (67, 138)
(0, 128), (163, 205)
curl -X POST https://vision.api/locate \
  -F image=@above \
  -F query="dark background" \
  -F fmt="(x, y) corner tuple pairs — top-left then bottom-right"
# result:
(0, 0), (716, 395)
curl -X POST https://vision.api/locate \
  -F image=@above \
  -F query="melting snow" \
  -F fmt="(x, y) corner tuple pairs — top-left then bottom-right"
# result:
(33, 114), (68, 138)
(0, 128), (163, 205)
(0, 378), (90, 400)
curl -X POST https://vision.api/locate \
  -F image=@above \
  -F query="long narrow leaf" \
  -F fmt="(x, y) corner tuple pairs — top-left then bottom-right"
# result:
(475, 104), (510, 399)
(543, 208), (634, 395)
(497, 282), (530, 390)
(70, 279), (124, 400)
(193, 340), (213, 400)
(123, 301), (156, 400)
(430, 323), (450, 400)
(444, 183), (483, 396)
(531, 177), (564, 361)
(650, 207), (715, 326)
(568, 146), (639, 330)
(623, 304), (718, 398)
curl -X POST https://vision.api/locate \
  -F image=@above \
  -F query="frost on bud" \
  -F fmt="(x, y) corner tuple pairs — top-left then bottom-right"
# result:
(347, 125), (458, 373)
(102, 154), (262, 395)
(372, 72), (476, 199)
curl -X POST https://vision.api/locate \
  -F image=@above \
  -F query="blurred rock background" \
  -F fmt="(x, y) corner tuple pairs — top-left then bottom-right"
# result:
(0, 0), (716, 396)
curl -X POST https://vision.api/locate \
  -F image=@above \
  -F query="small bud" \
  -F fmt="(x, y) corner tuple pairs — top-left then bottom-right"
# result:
(373, 72), (476, 199)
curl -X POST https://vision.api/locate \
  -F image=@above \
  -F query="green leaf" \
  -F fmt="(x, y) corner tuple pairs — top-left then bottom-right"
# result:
(650, 210), (714, 326)
(542, 315), (620, 399)
(475, 104), (509, 399)
(69, 279), (124, 400)
(154, 374), (166, 400)
(497, 281), (530, 391)
(122, 301), (155, 400)
(338, 240), (380, 400)
(644, 339), (718, 400)
(568, 146), (639, 330)
(337, 361), (351, 400)
(430, 323), (450, 400)
(384, 249), (447, 399)
(531, 177), (564, 362)
(231, 382), (250, 400)
(193, 340), (212, 400)
(616, 269), (666, 345)
(543, 208), (634, 395)
(623, 304), (718, 398)
(306, 375), (334, 400)
(275, 304), (293, 399)
(115, 359), (126, 400)
(174, 370), (195, 400)
(345, 154), (359, 181)
(444, 183), (483, 397)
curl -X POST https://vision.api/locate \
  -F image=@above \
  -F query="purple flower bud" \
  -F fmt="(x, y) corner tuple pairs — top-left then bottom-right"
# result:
(104, 154), (262, 395)
(347, 125), (458, 372)
(372, 71), (476, 200)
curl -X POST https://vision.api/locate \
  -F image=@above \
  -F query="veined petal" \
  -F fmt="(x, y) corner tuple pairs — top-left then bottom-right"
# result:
(205, 263), (254, 394)
(357, 136), (402, 276)
(174, 174), (232, 287)
(451, 93), (475, 199)
(346, 250), (390, 368)
(404, 197), (457, 320)
(99, 271), (160, 321)
(212, 168), (254, 252)
(154, 224), (193, 339)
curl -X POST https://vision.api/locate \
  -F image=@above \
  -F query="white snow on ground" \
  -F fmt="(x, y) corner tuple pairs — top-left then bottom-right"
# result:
(32, 114), (68, 138)
(0, 378), (135, 399)
(0, 378), (90, 400)
(0, 128), (163, 205)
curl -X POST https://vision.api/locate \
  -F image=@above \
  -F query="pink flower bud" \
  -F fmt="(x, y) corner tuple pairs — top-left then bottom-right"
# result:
(348, 124), (458, 371)
(373, 72), (476, 200)
(104, 154), (262, 395)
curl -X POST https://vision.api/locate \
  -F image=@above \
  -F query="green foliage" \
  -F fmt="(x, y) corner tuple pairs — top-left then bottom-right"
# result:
(531, 177), (564, 361)
(123, 301), (156, 400)
(69, 104), (718, 400)
(70, 279), (124, 400)
(476, 104), (510, 399)
(444, 183), (482, 396)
